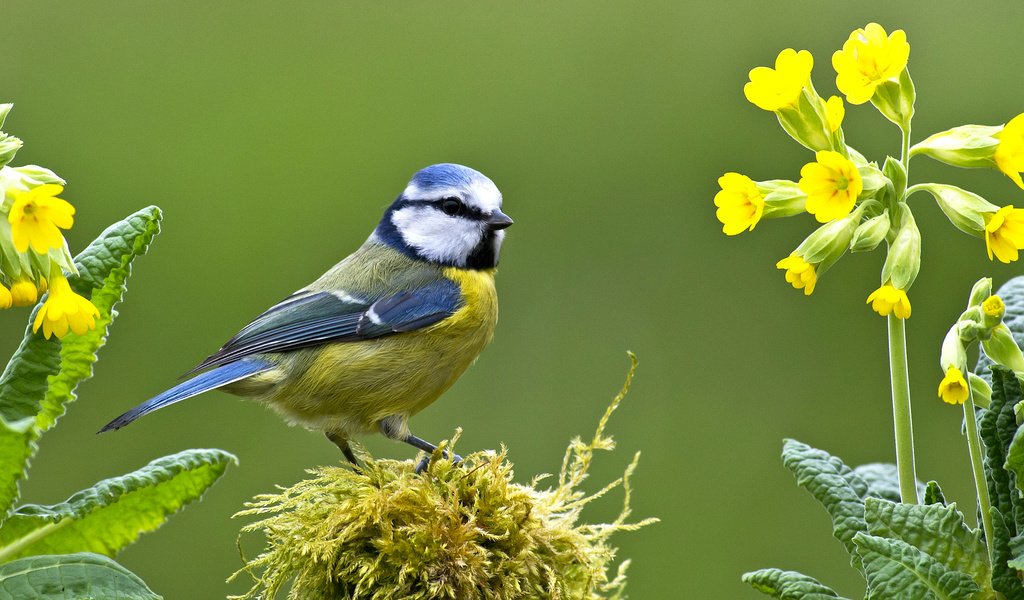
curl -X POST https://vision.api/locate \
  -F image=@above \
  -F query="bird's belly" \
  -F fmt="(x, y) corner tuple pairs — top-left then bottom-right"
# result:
(261, 270), (497, 436)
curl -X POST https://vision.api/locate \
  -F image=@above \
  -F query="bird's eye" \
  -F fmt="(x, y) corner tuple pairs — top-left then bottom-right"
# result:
(440, 198), (464, 216)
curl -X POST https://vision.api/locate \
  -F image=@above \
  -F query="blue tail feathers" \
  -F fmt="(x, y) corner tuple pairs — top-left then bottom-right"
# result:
(99, 360), (272, 432)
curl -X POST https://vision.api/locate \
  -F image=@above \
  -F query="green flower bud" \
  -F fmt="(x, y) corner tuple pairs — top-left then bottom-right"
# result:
(858, 162), (888, 200)
(0, 104), (12, 129)
(13, 165), (65, 186)
(968, 372), (992, 409)
(982, 323), (1024, 373)
(850, 211), (890, 252)
(776, 87), (832, 153)
(880, 205), (920, 290)
(940, 324), (968, 372)
(871, 68), (916, 130)
(1015, 400), (1024, 426)
(883, 156), (907, 201)
(967, 277), (994, 308)
(756, 179), (806, 219)
(0, 133), (23, 169)
(917, 184), (997, 238)
(910, 124), (1001, 168)
(795, 204), (864, 273)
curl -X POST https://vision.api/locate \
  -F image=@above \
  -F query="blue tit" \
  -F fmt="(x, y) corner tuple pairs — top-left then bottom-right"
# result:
(101, 163), (512, 470)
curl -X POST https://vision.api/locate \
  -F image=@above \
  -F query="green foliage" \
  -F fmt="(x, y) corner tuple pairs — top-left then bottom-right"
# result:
(0, 449), (235, 561)
(0, 208), (235, 598)
(853, 533), (981, 600)
(741, 569), (849, 600)
(0, 553), (160, 600)
(232, 355), (656, 600)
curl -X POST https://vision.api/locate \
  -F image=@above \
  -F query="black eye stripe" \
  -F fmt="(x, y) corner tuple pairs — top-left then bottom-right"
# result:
(429, 198), (485, 220)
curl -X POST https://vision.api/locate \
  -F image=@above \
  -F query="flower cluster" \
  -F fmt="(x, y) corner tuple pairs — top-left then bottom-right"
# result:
(0, 104), (98, 338)
(715, 23), (1024, 320)
(937, 278), (1024, 406)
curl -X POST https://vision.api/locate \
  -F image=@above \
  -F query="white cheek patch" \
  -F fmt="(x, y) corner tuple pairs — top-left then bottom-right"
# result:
(401, 179), (503, 214)
(391, 206), (484, 266)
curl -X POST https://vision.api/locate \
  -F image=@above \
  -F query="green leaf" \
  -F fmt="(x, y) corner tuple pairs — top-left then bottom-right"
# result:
(0, 552), (160, 599)
(0, 449), (235, 561)
(854, 463), (925, 504)
(853, 533), (981, 600)
(0, 207), (161, 522)
(782, 439), (868, 570)
(978, 367), (1023, 537)
(863, 497), (990, 594)
(38, 206), (162, 432)
(925, 481), (947, 506)
(741, 568), (849, 599)
(991, 507), (1024, 599)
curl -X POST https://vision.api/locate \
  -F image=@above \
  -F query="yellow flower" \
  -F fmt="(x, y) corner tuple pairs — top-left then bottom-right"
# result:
(714, 173), (765, 235)
(32, 274), (99, 339)
(983, 295), (1005, 320)
(832, 23), (910, 105)
(798, 150), (863, 223)
(866, 284), (912, 319)
(744, 49), (814, 112)
(824, 96), (845, 132)
(776, 253), (817, 295)
(9, 279), (38, 307)
(8, 184), (75, 254)
(995, 113), (1024, 189)
(984, 205), (1024, 263)
(938, 367), (969, 405)
(0, 284), (11, 309)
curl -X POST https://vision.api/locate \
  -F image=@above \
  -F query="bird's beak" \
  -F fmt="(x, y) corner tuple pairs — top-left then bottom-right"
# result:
(487, 209), (514, 230)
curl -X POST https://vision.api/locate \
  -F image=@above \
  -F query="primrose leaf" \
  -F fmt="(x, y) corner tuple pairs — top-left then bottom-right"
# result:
(741, 568), (849, 599)
(0, 552), (160, 599)
(984, 367), (1024, 534)
(37, 205), (163, 432)
(925, 481), (947, 506)
(991, 508), (1024, 600)
(853, 533), (981, 600)
(853, 463), (925, 504)
(0, 449), (235, 560)
(782, 439), (868, 570)
(862, 497), (990, 594)
(0, 207), (161, 522)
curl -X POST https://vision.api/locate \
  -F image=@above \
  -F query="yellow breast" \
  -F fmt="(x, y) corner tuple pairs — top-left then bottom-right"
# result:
(264, 268), (499, 435)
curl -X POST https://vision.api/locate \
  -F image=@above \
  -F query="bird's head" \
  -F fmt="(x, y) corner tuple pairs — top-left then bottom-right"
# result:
(374, 164), (513, 269)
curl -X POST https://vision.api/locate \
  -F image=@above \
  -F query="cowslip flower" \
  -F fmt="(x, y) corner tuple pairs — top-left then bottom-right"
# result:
(776, 253), (816, 295)
(824, 96), (845, 132)
(8, 184), (75, 253)
(714, 173), (764, 235)
(0, 284), (11, 309)
(866, 284), (912, 319)
(744, 49), (813, 112)
(938, 367), (969, 405)
(832, 23), (910, 105)
(9, 279), (38, 307)
(995, 113), (1024, 189)
(984, 205), (1024, 263)
(798, 150), (863, 222)
(32, 274), (99, 339)
(983, 295), (1005, 320)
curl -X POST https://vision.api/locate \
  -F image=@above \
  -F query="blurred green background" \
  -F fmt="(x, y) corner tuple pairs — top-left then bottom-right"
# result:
(3, 1), (1024, 597)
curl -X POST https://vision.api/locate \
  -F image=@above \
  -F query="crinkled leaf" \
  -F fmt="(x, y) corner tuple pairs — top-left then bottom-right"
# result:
(853, 533), (981, 600)
(741, 568), (849, 599)
(978, 367), (1023, 537)
(0, 449), (234, 560)
(863, 497), (990, 594)
(0, 552), (160, 599)
(854, 463), (925, 504)
(37, 206), (162, 432)
(925, 481), (947, 506)
(0, 207), (161, 522)
(782, 439), (868, 570)
(992, 507), (1024, 599)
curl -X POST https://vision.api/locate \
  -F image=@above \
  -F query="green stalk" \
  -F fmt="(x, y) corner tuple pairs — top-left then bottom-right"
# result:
(963, 394), (995, 561)
(888, 315), (919, 504)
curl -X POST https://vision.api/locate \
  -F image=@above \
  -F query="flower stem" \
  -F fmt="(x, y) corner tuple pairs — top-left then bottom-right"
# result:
(888, 315), (919, 504)
(963, 394), (995, 561)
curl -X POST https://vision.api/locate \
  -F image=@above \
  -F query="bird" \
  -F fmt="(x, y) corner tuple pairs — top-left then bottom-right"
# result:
(101, 163), (512, 471)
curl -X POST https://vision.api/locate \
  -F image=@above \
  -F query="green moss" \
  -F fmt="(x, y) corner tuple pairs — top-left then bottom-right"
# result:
(231, 354), (655, 600)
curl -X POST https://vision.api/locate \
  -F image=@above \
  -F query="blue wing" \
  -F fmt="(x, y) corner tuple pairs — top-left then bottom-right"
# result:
(186, 278), (463, 373)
